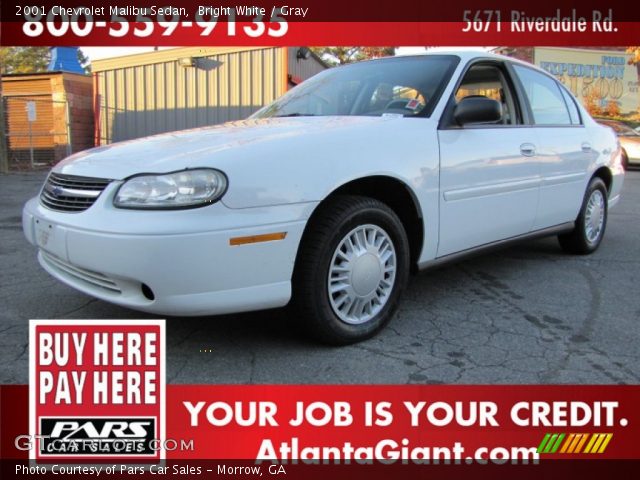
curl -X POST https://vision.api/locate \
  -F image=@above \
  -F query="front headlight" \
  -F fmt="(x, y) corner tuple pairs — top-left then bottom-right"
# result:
(114, 169), (228, 209)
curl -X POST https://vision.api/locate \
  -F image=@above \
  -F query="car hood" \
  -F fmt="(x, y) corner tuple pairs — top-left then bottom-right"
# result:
(55, 116), (416, 180)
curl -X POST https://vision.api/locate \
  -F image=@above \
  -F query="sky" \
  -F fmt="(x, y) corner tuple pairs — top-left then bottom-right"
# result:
(81, 46), (491, 62)
(82, 47), (171, 61)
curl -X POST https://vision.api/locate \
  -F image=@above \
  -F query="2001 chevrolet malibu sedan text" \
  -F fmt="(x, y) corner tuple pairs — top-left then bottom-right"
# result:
(23, 52), (625, 344)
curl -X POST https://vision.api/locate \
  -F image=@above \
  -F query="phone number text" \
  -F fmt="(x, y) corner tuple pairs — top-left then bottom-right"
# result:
(18, 9), (288, 38)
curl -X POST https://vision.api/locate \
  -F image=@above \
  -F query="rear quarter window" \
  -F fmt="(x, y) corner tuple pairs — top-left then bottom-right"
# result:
(559, 86), (582, 125)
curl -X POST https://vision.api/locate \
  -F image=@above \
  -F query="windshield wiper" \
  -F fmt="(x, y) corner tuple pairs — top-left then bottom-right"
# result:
(272, 113), (316, 117)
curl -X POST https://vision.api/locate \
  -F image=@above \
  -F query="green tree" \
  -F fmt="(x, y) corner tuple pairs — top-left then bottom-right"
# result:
(0, 47), (90, 74)
(77, 49), (91, 72)
(0, 47), (50, 74)
(310, 47), (395, 66)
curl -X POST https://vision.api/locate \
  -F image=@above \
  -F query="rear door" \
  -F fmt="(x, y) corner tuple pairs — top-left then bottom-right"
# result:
(437, 61), (540, 257)
(511, 64), (591, 229)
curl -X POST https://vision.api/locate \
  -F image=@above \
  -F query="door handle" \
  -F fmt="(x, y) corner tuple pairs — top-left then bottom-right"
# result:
(520, 143), (536, 157)
(581, 142), (592, 152)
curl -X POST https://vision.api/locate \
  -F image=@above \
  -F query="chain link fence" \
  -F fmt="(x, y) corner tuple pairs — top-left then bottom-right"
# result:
(2, 96), (71, 170)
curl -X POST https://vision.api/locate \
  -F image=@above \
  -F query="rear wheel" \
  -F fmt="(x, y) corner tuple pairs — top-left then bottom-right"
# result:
(293, 195), (410, 345)
(621, 149), (629, 170)
(558, 177), (608, 255)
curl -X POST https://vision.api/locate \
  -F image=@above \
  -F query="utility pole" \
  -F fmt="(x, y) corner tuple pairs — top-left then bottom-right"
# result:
(0, 68), (9, 174)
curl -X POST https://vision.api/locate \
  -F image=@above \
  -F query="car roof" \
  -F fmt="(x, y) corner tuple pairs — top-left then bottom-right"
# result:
(429, 50), (557, 73)
(359, 50), (559, 81)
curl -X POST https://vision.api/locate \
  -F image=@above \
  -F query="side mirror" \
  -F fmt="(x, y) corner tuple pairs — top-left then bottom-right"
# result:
(454, 96), (502, 126)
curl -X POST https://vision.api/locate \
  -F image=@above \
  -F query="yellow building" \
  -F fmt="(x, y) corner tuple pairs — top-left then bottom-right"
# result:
(495, 47), (639, 115)
(91, 47), (327, 145)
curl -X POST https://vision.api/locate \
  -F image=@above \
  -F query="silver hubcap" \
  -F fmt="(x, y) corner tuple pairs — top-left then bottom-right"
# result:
(584, 189), (605, 244)
(327, 224), (397, 325)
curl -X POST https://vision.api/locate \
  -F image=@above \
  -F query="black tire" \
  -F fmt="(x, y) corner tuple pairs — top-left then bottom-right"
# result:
(293, 195), (410, 345)
(558, 177), (608, 255)
(621, 149), (629, 171)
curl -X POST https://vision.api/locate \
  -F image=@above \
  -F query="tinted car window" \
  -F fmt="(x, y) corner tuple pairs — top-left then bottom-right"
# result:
(513, 65), (571, 125)
(455, 64), (519, 125)
(252, 56), (459, 119)
(559, 87), (581, 125)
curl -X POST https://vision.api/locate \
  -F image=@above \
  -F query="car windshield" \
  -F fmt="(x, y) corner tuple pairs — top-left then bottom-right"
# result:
(252, 55), (459, 119)
(601, 121), (639, 136)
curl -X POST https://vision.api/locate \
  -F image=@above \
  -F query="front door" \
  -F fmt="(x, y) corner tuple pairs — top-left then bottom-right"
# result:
(437, 62), (540, 257)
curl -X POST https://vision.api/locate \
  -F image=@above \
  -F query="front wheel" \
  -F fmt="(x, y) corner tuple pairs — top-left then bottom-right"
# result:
(293, 195), (410, 345)
(558, 177), (608, 255)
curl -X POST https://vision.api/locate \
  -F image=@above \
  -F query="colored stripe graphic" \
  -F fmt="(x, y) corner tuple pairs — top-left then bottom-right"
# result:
(537, 433), (551, 453)
(566, 433), (586, 453)
(559, 433), (575, 453)
(597, 434), (613, 453)
(550, 433), (565, 453)
(573, 433), (589, 453)
(584, 434), (599, 453)
(539, 433), (613, 454)
(544, 433), (559, 453)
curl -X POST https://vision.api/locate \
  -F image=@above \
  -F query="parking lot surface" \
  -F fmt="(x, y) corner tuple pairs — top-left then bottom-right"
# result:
(1, 171), (639, 384)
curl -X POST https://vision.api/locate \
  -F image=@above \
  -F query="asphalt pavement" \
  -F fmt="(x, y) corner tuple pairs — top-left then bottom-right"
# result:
(1, 170), (639, 384)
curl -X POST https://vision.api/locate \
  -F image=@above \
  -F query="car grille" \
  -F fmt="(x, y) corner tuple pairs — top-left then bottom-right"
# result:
(40, 172), (111, 212)
(40, 251), (122, 294)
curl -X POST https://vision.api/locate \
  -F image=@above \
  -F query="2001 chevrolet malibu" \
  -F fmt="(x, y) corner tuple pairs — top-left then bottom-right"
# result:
(23, 52), (625, 344)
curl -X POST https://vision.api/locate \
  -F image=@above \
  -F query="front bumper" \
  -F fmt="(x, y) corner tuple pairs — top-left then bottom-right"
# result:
(23, 194), (315, 316)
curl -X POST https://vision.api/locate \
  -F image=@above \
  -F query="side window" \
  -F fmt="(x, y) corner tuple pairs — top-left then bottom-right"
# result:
(513, 65), (572, 125)
(559, 86), (581, 125)
(367, 83), (427, 116)
(455, 64), (518, 125)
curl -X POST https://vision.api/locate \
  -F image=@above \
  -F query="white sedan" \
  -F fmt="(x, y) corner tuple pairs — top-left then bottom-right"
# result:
(23, 52), (624, 344)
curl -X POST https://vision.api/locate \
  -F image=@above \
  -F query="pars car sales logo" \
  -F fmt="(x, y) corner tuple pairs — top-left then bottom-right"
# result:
(29, 320), (165, 461)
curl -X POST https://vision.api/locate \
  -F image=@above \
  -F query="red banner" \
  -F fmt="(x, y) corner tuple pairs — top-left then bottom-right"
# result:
(3, 384), (640, 461)
(2, 0), (640, 46)
(2, 21), (639, 46)
(3, 0), (640, 22)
